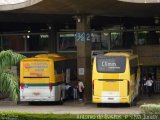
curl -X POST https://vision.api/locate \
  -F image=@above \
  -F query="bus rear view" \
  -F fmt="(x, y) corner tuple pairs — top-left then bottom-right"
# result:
(20, 58), (53, 102)
(92, 53), (131, 105)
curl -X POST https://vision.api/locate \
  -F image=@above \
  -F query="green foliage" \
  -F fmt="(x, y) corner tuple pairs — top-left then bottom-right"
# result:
(0, 112), (142, 120)
(140, 104), (160, 114)
(0, 112), (76, 120)
(0, 50), (25, 70)
(0, 71), (18, 102)
(0, 50), (26, 102)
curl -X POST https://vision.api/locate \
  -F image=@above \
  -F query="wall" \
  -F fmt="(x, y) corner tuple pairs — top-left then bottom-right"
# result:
(133, 45), (160, 66)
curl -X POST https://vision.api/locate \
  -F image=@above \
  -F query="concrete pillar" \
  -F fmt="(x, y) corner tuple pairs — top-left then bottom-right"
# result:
(76, 15), (92, 103)
(48, 26), (57, 53)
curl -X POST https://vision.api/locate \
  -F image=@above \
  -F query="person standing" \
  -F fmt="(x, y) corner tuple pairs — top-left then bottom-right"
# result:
(73, 81), (78, 100)
(65, 83), (73, 100)
(78, 80), (84, 101)
(144, 77), (154, 97)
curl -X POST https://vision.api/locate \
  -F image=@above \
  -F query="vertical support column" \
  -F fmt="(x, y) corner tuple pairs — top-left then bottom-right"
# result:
(48, 25), (57, 53)
(76, 15), (92, 103)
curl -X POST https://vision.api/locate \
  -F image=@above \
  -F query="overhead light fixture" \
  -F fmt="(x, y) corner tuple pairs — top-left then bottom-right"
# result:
(118, 0), (160, 3)
(27, 35), (30, 39)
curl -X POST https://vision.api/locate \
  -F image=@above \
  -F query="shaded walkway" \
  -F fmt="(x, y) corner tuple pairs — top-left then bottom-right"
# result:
(137, 94), (160, 106)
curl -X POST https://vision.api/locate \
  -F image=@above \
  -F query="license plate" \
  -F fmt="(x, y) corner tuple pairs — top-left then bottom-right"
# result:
(33, 92), (40, 96)
(108, 98), (114, 100)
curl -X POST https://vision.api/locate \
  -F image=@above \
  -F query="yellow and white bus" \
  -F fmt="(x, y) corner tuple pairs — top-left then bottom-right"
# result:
(92, 52), (140, 106)
(20, 54), (76, 103)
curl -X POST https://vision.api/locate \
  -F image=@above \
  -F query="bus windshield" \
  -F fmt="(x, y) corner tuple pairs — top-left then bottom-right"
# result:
(96, 55), (126, 73)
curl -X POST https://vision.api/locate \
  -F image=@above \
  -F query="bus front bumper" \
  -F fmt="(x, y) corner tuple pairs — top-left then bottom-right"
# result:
(92, 96), (130, 103)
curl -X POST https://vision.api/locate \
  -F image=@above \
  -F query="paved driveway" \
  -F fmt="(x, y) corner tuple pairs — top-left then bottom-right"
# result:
(1, 94), (159, 114)
(0, 101), (140, 114)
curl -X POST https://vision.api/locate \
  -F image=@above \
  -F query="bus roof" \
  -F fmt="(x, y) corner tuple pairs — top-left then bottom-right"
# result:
(35, 53), (65, 58)
(104, 52), (135, 57)
(103, 52), (138, 60)
(21, 56), (66, 62)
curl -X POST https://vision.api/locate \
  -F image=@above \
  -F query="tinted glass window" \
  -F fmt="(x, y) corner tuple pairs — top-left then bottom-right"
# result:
(96, 56), (126, 73)
(110, 32), (123, 50)
(54, 60), (66, 74)
(58, 33), (76, 51)
(130, 58), (138, 75)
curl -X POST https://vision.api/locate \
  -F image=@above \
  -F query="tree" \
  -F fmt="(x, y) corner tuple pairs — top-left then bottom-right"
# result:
(0, 50), (26, 103)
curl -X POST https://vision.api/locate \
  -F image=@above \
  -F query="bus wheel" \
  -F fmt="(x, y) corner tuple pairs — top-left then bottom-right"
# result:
(97, 103), (102, 107)
(59, 92), (63, 105)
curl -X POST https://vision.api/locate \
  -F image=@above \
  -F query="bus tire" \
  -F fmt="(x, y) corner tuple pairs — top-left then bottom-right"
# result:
(97, 103), (102, 107)
(59, 92), (63, 105)
(28, 102), (33, 105)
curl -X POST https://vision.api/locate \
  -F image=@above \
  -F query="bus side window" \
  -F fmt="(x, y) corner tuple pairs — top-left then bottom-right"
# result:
(54, 61), (62, 74)
(130, 58), (138, 81)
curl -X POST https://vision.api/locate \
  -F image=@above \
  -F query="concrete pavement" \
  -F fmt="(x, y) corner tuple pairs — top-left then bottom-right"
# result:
(1, 94), (160, 114)
(0, 101), (140, 114)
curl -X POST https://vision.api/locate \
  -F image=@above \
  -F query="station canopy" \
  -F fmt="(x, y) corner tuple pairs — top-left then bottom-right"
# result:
(0, 0), (29, 5)
(118, 0), (160, 3)
(0, 0), (42, 11)
(0, 0), (160, 17)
